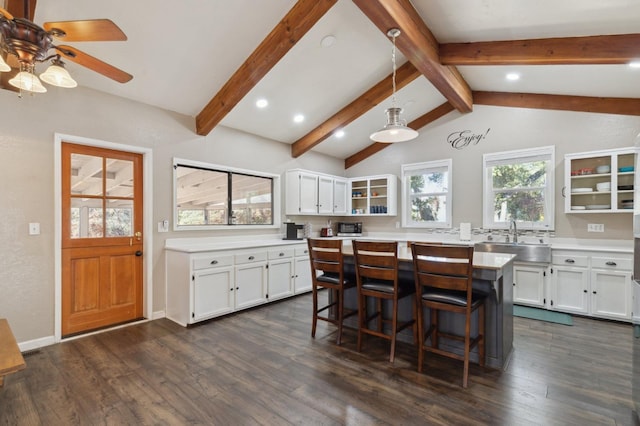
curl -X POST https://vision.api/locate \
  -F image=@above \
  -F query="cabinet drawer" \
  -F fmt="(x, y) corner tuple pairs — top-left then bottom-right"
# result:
(235, 251), (267, 264)
(552, 254), (588, 267)
(192, 254), (234, 270)
(295, 246), (310, 257)
(591, 256), (632, 271)
(268, 247), (295, 260)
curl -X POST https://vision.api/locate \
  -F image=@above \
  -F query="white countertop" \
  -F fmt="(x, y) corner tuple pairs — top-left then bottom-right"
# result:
(165, 234), (633, 255)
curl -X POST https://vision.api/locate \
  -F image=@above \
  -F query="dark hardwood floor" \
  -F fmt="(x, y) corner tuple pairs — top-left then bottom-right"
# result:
(0, 292), (635, 425)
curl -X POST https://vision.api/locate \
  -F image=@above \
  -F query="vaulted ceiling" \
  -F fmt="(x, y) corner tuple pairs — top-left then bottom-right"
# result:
(5, 0), (640, 168)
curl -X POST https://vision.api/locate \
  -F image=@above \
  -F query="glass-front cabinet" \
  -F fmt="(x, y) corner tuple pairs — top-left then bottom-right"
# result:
(564, 147), (636, 213)
(349, 175), (397, 216)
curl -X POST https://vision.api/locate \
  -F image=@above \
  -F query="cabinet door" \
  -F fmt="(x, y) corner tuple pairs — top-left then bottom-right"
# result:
(294, 256), (312, 294)
(268, 258), (294, 301)
(235, 262), (268, 309)
(299, 172), (319, 214)
(513, 264), (546, 308)
(591, 269), (631, 321)
(193, 266), (234, 322)
(317, 175), (334, 214)
(550, 266), (589, 314)
(333, 178), (348, 215)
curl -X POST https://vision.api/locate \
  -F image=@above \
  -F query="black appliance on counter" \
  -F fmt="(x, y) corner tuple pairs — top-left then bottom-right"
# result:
(283, 222), (304, 240)
(337, 222), (362, 236)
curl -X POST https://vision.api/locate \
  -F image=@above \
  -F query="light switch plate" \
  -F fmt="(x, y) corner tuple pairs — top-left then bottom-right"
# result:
(587, 223), (604, 232)
(158, 220), (169, 233)
(29, 222), (40, 235)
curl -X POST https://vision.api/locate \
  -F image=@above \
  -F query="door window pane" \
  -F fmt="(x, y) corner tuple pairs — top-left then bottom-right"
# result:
(71, 154), (103, 196)
(70, 198), (103, 238)
(106, 158), (134, 197)
(106, 199), (133, 237)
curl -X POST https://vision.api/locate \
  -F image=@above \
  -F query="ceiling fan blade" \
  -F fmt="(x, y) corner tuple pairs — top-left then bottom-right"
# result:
(55, 45), (133, 83)
(44, 19), (127, 42)
(0, 7), (14, 20)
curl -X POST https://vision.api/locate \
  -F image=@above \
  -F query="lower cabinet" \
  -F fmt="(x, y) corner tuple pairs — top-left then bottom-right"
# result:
(549, 250), (632, 321)
(513, 262), (548, 308)
(166, 242), (311, 326)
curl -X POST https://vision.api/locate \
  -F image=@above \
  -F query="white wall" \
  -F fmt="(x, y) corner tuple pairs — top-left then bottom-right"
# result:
(2, 85), (639, 346)
(0, 86), (343, 344)
(347, 105), (640, 240)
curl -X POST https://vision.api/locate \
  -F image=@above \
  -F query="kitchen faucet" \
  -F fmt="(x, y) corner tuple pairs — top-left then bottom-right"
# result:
(509, 220), (518, 243)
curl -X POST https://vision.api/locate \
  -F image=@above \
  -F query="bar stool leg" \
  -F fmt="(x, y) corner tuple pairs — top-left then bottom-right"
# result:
(312, 284), (318, 338)
(479, 304), (486, 367)
(336, 288), (344, 345)
(357, 293), (365, 352)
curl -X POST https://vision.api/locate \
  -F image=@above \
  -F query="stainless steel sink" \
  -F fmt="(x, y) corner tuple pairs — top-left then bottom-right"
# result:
(474, 241), (551, 263)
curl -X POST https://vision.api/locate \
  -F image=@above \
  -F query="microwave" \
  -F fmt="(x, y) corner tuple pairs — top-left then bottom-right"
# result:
(337, 222), (362, 235)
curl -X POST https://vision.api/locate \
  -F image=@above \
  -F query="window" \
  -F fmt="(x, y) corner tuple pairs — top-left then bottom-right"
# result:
(483, 146), (555, 230)
(174, 158), (280, 229)
(401, 159), (452, 228)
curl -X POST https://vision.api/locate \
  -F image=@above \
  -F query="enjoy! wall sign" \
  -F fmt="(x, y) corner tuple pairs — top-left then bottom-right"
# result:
(447, 128), (490, 150)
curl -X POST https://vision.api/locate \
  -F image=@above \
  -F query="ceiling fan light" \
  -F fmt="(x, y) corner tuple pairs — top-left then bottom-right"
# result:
(9, 71), (47, 93)
(40, 64), (77, 88)
(0, 55), (10, 72)
(370, 107), (418, 143)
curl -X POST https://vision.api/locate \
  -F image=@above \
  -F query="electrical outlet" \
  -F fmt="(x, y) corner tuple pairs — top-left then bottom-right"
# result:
(587, 223), (604, 232)
(28, 222), (40, 235)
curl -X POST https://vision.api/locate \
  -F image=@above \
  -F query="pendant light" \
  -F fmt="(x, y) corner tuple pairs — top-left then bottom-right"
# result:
(370, 28), (418, 143)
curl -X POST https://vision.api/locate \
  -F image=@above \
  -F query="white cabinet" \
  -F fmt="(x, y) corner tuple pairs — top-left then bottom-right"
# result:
(349, 174), (397, 216)
(550, 253), (590, 315)
(513, 262), (548, 308)
(267, 248), (295, 301)
(333, 177), (348, 215)
(285, 170), (348, 215)
(234, 251), (268, 310)
(193, 266), (234, 321)
(564, 147), (636, 213)
(590, 256), (632, 321)
(293, 246), (312, 294)
(166, 242), (308, 326)
(550, 250), (632, 322)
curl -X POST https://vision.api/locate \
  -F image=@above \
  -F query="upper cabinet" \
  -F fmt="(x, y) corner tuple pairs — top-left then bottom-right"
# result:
(349, 174), (397, 216)
(564, 147), (636, 213)
(284, 170), (396, 216)
(285, 170), (348, 216)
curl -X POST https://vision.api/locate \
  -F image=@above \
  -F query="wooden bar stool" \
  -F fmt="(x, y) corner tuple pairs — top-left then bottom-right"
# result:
(352, 240), (415, 363)
(307, 238), (357, 345)
(411, 243), (486, 388)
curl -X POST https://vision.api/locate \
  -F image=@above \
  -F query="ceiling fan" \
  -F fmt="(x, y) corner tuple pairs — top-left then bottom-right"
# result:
(0, 0), (132, 94)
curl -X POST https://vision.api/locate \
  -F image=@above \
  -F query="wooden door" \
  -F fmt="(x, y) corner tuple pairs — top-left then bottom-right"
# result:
(61, 143), (144, 337)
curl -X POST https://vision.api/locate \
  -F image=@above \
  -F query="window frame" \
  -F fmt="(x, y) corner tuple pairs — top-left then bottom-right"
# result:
(482, 146), (555, 231)
(401, 159), (453, 229)
(173, 158), (281, 231)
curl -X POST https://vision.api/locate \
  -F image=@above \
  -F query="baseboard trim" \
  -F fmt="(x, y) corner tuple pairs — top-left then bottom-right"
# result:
(18, 335), (56, 352)
(152, 310), (165, 320)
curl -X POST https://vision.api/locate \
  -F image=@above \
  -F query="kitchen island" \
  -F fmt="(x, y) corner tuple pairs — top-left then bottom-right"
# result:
(338, 242), (516, 370)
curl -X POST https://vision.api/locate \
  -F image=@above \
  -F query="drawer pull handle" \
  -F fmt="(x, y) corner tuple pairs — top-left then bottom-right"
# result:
(248, 256), (255, 260)
(210, 260), (218, 265)
(279, 252), (284, 257)
(605, 261), (617, 266)
(565, 259), (575, 264)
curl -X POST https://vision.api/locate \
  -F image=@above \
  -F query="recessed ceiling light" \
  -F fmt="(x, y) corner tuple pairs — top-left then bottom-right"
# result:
(335, 130), (345, 138)
(256, 98), (268, 108)
(321, 35), (336, 48)
(629, 61), (640, 68)
(293, 114), (305, 123)
(506, 72), (520, 81)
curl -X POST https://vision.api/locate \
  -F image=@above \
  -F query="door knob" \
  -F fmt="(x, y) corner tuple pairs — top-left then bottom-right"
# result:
(135, 231), (142, 241)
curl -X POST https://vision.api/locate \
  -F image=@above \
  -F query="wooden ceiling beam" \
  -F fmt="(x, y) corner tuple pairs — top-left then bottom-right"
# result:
(291, 61), (421, 158)
(353, 0), (473, 113)
(6, 0), (35, 19)
(473, 91), (640, 116)
(195, 0), (337, 136)
(441, 34), (640, 65)
(344, 102), (455, 169)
